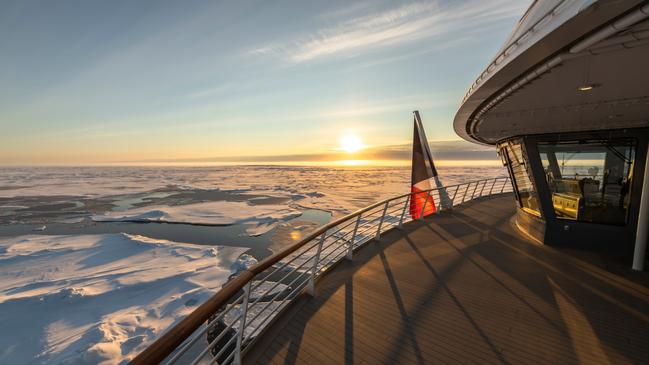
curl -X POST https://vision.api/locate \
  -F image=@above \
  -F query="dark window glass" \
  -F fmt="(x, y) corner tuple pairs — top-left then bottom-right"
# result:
(500, 140), (541, 216)
(538, 140), (635, 224)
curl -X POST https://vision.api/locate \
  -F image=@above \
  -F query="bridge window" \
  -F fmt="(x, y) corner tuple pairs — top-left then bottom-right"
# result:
(499, 140), (541, 217)
(537, 139), (635, 225)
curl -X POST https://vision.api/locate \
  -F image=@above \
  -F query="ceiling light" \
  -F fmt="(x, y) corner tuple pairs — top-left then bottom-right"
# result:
(578, 83), (600, 92)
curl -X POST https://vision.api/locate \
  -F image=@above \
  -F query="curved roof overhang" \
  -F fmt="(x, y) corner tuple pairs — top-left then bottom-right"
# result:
(454, 0), (649, 145)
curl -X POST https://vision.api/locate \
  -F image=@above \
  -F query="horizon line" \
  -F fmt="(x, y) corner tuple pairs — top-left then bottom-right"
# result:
(0, 159), (503, 168)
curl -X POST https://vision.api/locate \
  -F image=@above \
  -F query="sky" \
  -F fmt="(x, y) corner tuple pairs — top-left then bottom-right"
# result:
(0, 0), (530, 165)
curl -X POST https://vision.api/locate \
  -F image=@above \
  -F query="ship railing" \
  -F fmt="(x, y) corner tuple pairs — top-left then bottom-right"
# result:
(131, 176), (512, 365)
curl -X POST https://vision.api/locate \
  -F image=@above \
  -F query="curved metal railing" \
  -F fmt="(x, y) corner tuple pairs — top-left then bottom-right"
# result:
(131, 176), (512, 365)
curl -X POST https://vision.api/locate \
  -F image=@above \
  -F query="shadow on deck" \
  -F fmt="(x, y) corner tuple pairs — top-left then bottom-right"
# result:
(245, 194), (649, 364)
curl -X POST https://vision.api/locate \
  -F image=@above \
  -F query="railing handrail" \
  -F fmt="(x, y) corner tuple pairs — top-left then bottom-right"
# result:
(130, 176), (511, 364)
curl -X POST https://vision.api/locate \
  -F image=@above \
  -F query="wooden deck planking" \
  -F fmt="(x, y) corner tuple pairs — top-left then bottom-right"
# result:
(245, 194), (649, 364)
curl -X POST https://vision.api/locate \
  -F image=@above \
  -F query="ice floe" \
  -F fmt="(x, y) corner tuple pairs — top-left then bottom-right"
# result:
(231, 253), (259, 274)
(92, 201), (302, 235)
(0, 233), (248, 364)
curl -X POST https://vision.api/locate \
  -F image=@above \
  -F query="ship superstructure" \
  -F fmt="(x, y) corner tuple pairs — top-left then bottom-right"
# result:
(454, 0), (649, 270)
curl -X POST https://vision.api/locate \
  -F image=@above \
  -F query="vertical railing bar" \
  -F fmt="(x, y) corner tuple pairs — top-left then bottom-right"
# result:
(460, 182), (470, 203)
(478, 180), (487, 197)
(375, 201), (389, 239)
(501, 177), (507, 193)
(234, 282), (251, 365)
(317, 241), (352, 269)
(450, 185), (459, 206)
(488, 178), (497, 195)
(308, 233), (326, 296)
(348, 214), (362, 260)
(419, 190), (431, 220)
(398, 195), (410, 229)
(434, 190), (442, 214)
(470, 181), (479, 200)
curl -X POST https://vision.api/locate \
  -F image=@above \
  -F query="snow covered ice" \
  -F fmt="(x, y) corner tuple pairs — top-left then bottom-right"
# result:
(0, 233), (248, 364)
(92, 200), (302, 236)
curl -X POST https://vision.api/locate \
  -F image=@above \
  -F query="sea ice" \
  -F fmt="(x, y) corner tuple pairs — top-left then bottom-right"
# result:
(0, 166), (507, 216)
(231, 253), (259, 274)
(0, 164), (510, 364)
(92, 200), (302, 236)
(0, 233), (249, 364)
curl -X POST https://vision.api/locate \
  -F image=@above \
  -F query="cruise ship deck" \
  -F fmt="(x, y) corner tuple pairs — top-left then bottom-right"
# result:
(128, 3), (649, 363)
(245, 194), (649, 364)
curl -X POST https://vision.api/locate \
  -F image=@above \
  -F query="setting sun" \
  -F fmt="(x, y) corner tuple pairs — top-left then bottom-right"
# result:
(340, 134), (364, 153)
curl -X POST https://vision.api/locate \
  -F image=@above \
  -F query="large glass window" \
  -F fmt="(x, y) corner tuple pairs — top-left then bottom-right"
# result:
(538, 139), (635, 225)
(499, 140), (542, 216)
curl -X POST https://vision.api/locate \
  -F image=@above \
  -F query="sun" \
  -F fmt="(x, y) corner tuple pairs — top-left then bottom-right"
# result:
(340, 134), (363, 153)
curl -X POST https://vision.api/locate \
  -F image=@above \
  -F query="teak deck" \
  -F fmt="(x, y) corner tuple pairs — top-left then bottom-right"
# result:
(245, 194), (649, 364)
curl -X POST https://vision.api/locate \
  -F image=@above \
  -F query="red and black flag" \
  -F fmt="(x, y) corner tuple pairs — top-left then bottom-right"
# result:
(410, 110), (445, 219)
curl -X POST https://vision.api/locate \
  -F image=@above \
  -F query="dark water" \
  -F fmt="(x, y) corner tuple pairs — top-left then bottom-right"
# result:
(0, 208), (332, 260)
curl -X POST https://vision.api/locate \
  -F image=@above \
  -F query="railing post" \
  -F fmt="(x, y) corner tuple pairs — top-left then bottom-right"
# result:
(398, 195), (410, 229)
(478, 180), (487, 197)
(500, 178), (508, 193)
(234, 281), (251, 365)
(449, 186), (459, 207)
(460, 182), (470, 203)
(419, 190), (431, 221)
(488, 178), (497, 195)
(348, 214), (361, 261)
(375, 201), (389, 240)
(308, 233), (326, 296)
(470, 181), (479, 200)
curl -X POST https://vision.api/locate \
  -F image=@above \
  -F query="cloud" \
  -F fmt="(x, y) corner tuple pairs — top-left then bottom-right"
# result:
(350, 36), (473, 69)
(251, 0), (527, 63)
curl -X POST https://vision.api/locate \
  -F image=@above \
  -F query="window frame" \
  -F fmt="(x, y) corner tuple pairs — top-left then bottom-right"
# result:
(498, 138), (542, 218)
(535, 138), (637, 226)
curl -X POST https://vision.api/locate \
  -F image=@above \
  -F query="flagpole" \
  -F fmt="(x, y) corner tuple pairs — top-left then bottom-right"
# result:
(413, 111), (437, 177)
(413, 110), (452, 210)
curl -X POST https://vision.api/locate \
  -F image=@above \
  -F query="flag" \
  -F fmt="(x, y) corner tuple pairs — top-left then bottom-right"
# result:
(410, 110), (450, 219)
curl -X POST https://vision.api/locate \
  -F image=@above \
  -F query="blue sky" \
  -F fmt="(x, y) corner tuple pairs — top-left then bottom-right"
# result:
(0, 0), (529, 164)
